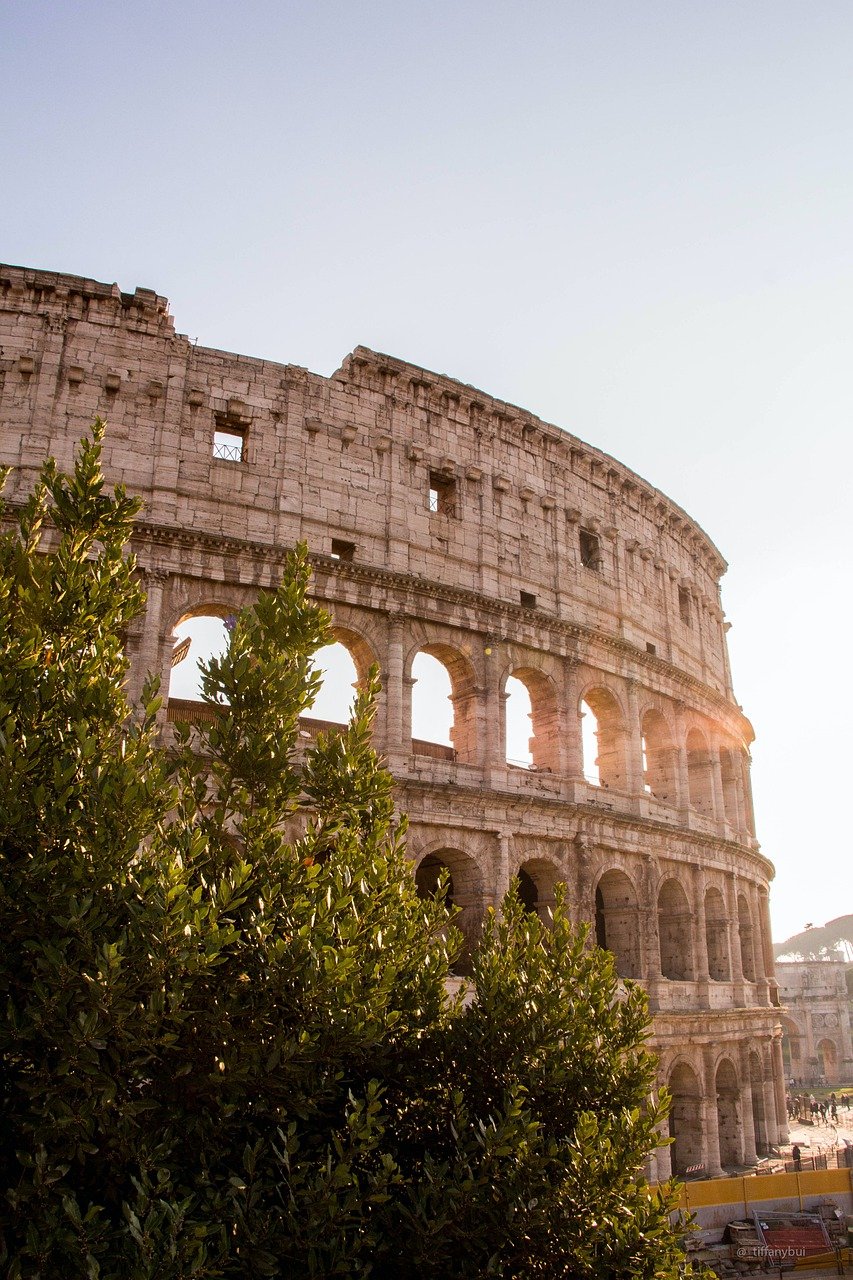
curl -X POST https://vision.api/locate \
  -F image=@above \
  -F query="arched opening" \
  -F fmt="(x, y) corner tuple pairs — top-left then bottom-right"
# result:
(410, 644), (478, 764)
(704, 886), (730, 982)
(641, 709), (676, 802)
(657, 878), (695, 981)
(514, 858), (560, 925)
(737, 894), (757, 982)
(516, 867), (538, 913)
(719, 746), (740, 826)
(505, 667), (560, 772)
(580, 688), (626, 790)
(817, 1037), (839, 1083)
(307, 641), (359, 727)
(715, 1058), (741, 1169)
(594, 869), (640, 979)
(168, 606), (234, 711)
(414, 847), (482, 976)
(505, 676), (533, 769)
(686, 728), (714, 815)
(668, 1062), (703, 1175)
(749, 1051), (768, 1155)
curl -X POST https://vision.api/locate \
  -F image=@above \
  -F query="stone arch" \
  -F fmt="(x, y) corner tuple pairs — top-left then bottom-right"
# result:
(749, 1049), (769, 1154)
(668, 1060), (703, 1175)
(657, 877), (695, 981)
(640, 707), (677, 803)
(413, 845), (483, 976)
(504, 665), (561, 772)
(168, 601), (237, 704)
(594, 868), (640, 979)
(715, 1057), (742, 1168)
(408, 641), (479, 764)
(686, 726), (714, 815)
(580, 685), (627, 790)
(817, 1037), (840, 1083)
(704, 885), (730, 982)
(307, 624), (378, 726)
(737, 894), (757, 982)
(513, 856), (561, 924)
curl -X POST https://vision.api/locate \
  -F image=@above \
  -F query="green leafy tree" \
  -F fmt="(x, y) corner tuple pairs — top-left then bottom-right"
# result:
(0, 425), (699, 1278)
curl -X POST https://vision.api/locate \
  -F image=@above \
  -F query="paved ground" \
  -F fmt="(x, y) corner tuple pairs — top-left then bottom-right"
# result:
(785, 1109), (853, 1160)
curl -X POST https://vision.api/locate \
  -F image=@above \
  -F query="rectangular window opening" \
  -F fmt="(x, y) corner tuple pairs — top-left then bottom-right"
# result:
(213, 426), (246, 463)
(428, 470), (456, 516)
(520, 590), (537, 609)
(646, 642), (657, 655)
(579, 527), (600, 570)
(331, 538), (355, 562)
(678, 586), (692, 626)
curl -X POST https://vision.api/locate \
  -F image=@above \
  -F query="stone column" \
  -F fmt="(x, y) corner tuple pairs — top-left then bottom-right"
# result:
(725, 873), (745, 1006)
(624, 679), (645, 797)
(642, 855), (662, 1007)
(402, 673), (416, 752)
(701, 1047), (724, 1178)
(709, 748), (725, 832)
(771, 1034), (789, 1143)
(653, 1122), (672, 1182)
(383, 619), (405, 756)
(738, 1044), (758, 1163)
(131, 567), (170, 708)
(692, 866), (711, 1009)
(575, 833), (594, 930)
(673, 706), (690, 813)
(563, 659), (584, 781)
(493, 830), (513, 908)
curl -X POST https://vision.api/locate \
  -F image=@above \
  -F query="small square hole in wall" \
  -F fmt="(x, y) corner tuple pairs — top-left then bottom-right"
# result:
(213, 426), (246, 462)
(520, 590), (537, 608)
(678, 586), (691, 626)
(428, 471), (456, 516)
(331, 538), (355, 562)
(579, 527), (600, 569)
(646, 642), (657, 655)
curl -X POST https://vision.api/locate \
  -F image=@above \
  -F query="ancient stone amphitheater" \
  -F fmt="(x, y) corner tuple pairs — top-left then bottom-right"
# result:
(0, 264), (787, 1179)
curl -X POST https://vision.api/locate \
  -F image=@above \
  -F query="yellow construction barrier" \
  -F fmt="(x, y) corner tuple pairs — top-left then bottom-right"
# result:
(664, 1166), (853, 1216)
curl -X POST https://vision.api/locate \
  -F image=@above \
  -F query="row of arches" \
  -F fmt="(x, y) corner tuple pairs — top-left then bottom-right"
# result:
(666, 1049), (778, 1175)
(412, 846), (768, 994)
(165, 610), (754, 833)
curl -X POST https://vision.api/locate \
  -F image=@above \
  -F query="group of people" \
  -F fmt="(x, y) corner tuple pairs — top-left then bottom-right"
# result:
(786, 1090), (850, 1123)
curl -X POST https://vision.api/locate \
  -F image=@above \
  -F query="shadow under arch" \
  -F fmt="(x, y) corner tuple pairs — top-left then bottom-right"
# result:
(668, 1060), (702, 1175)
(594, 867), (640, 979)
(686, 725), (714, 815)
(513, 856), (562, 924)
(704, 884), (730, 981)
(413, 846), (484, 976)
(657, 877), (695, 981)
(715, 1057), (741, 1168)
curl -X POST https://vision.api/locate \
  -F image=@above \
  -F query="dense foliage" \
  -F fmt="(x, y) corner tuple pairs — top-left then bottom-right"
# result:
(0, 426), (697, 1277)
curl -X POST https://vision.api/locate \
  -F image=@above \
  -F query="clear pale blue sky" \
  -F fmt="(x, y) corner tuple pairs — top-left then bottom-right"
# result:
(4, 0), (852, 941)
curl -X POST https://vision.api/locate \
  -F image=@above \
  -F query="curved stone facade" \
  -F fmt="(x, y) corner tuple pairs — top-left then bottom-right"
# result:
(0, 264), (787, 1177)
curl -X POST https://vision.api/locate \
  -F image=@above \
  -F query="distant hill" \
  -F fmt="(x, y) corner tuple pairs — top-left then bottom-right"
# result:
(774, 914), (853, 961)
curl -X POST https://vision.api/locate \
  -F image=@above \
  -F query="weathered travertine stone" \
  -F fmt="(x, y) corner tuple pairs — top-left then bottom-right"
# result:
(0, 264), (788, 1175)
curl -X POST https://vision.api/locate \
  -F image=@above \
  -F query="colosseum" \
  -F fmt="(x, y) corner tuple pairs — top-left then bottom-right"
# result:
(0, 264), (787, 1180)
